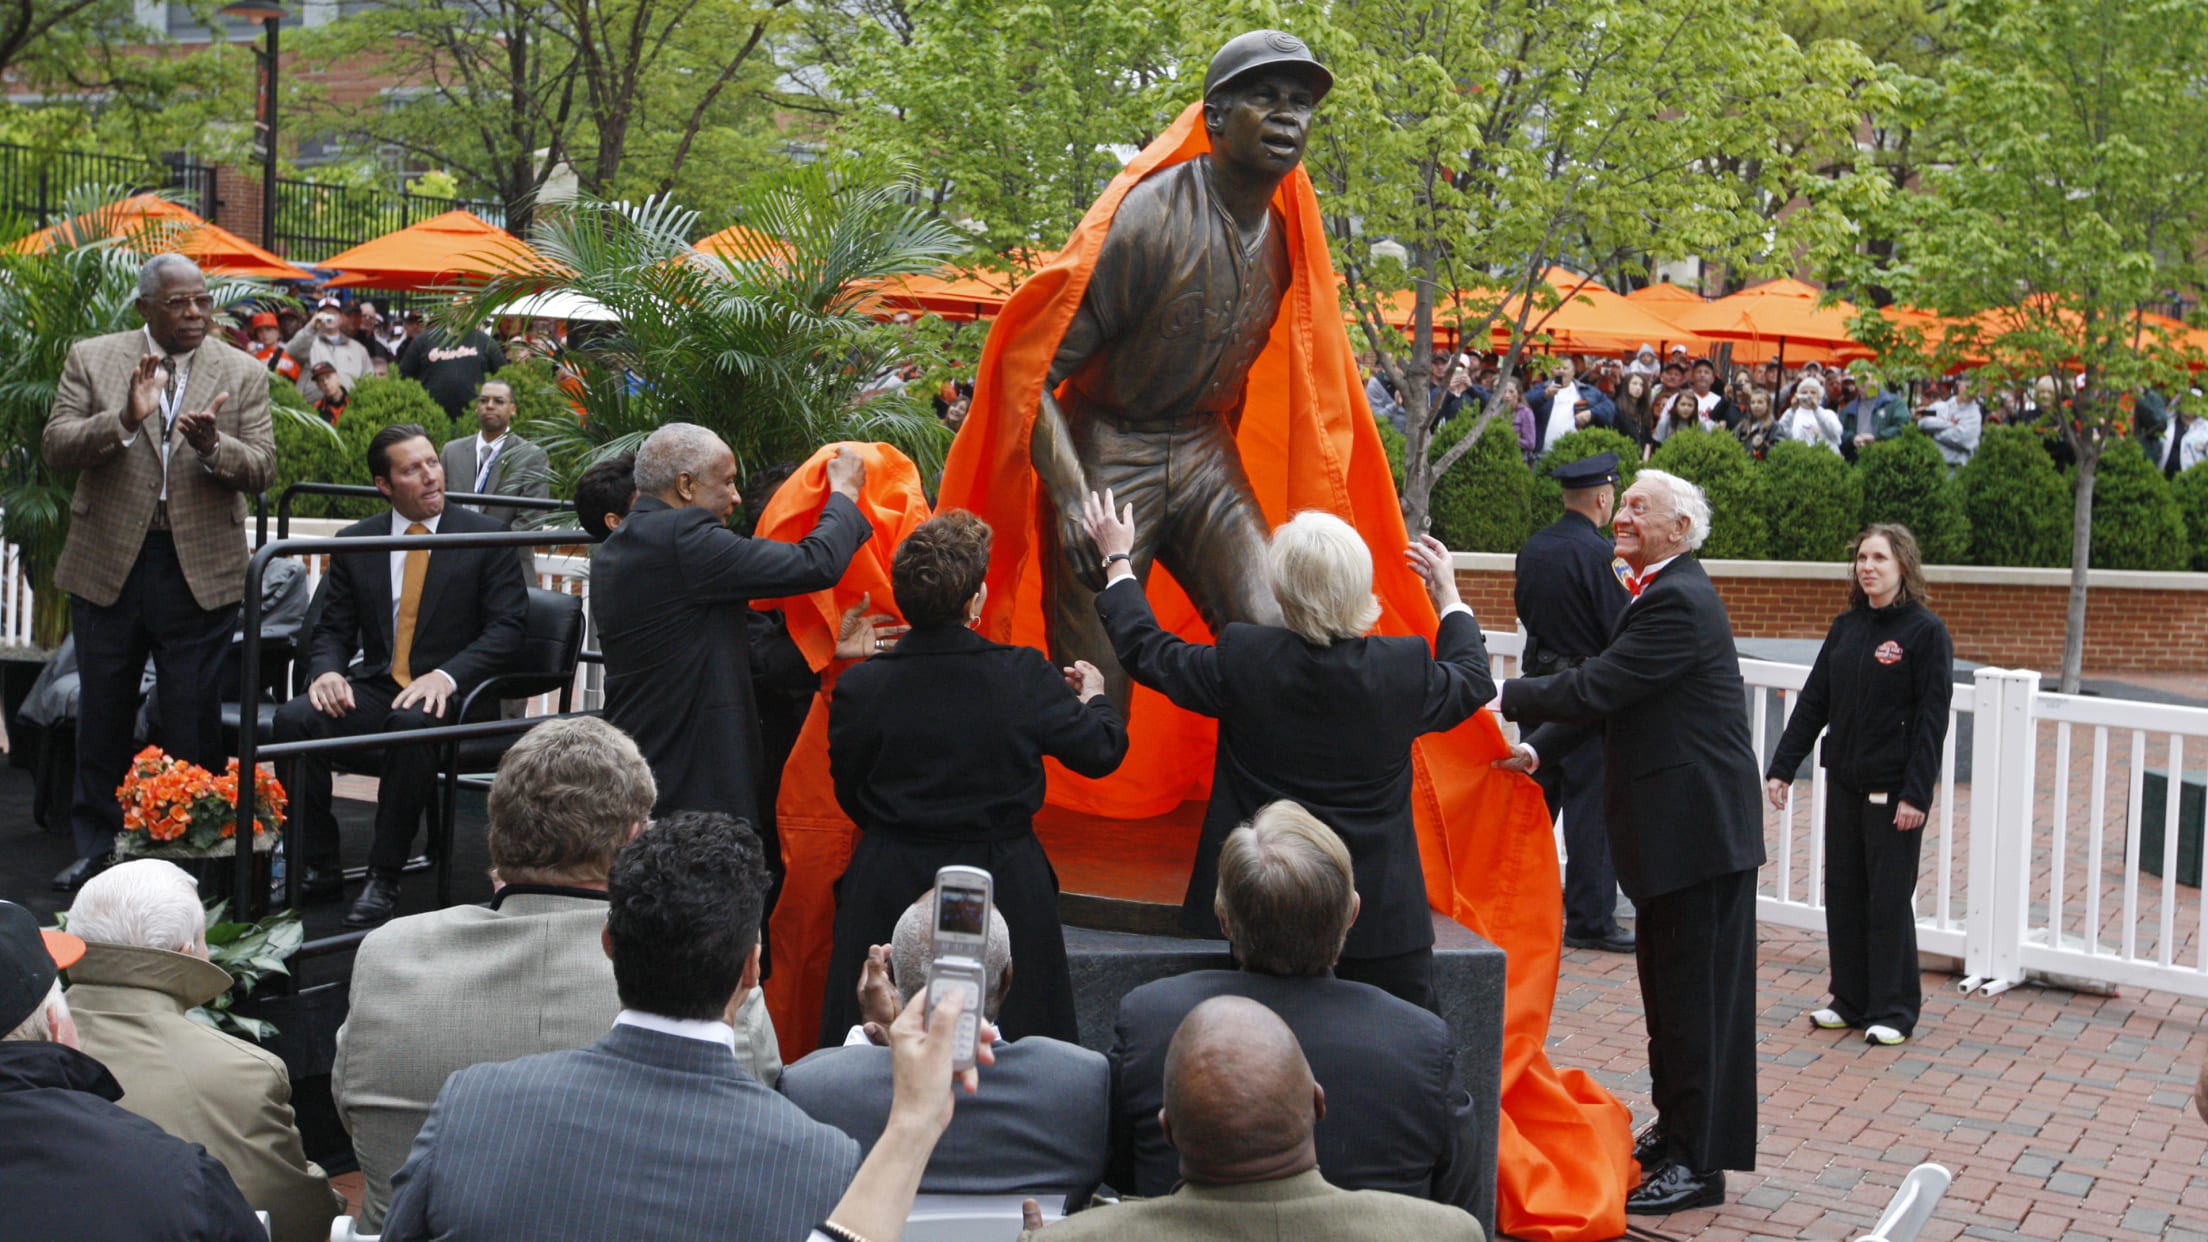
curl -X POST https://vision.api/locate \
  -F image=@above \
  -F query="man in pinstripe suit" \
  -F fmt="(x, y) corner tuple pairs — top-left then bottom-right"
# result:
(381, 812), (857, 1241)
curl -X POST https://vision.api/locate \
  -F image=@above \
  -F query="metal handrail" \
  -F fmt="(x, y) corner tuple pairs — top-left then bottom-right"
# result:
(259, 482), (575, 545)
(235, 528), (593, 915)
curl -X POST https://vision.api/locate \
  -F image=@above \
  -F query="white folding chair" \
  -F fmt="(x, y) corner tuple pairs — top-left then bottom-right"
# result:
(900, 1193), (1064, 1242)
(1852, 1162), (1953, 1242)
(329, 1216), (381, 1242)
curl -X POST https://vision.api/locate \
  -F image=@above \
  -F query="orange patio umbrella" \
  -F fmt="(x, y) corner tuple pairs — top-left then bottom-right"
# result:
(1665, 277), (1874, 367)
(319, 210), (543, 291)
(1624, 281), (1706, 310)
(694, 222), (794, 262)
(868, 256), (1060, 322)
(9, 193), (314, 281)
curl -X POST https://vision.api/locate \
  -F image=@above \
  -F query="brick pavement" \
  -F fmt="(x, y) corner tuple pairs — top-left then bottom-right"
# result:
(1547, 924), (2208, 1242)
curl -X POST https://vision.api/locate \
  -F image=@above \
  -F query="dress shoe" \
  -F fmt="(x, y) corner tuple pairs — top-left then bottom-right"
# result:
(51, 852), (112, 892)
(293, 866), (345, 905)
(1626, 1161), (1726, 1214)
(1565, 926), (1636, 953)
(343, 872), (403, 929)
(1632, 1121), (1671, 1169)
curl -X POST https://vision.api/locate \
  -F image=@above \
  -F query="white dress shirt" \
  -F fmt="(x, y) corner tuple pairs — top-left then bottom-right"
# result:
(1543, 385), (1580, 450)
(613, 1009), (739, 1057)
(470, 431), (507, 495)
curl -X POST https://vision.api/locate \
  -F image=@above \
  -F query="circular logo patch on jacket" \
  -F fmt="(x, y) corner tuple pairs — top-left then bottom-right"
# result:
(1874, 640), (1903, 665)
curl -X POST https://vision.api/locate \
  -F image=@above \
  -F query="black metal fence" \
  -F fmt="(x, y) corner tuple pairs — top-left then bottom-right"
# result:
(0, 141), (218, 227)
(272, 177), (507, 266)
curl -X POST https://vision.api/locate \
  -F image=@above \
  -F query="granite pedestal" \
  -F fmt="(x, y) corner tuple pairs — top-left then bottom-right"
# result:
(1061, 910), (1507, 1236)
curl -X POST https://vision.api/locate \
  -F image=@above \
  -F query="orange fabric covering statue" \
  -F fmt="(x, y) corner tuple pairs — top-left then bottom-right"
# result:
(755, 99), (1635, 1242)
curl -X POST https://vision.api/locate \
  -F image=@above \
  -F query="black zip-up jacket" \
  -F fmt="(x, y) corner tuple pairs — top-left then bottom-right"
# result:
(1766, 598), (1955, 810)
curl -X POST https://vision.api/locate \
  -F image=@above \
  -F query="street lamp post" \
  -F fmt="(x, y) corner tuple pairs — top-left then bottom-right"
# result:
(221, 1), (289, 251)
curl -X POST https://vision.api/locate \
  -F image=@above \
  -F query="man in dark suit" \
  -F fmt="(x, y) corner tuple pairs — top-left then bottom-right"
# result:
(1108, 801), (1479, 1216)
(439, 379), (551, 528)
(1515, 454), (1633, 953)
(381, 812), (860, 1242)
(41, 254), (277, 890)
(592, 424), (870, 865)
(272, 424), (528, 928)
(1495, 468), (1765, 1214)
(783, 888), (1110, 1206)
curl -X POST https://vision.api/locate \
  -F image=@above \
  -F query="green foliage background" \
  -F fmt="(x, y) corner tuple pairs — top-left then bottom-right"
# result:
(1528, 428), (1641, 532)
(1954, 426), (2072, 568)
(2083, 439), (2188, 572)
(1857, 429), (1970, 565)
(1646, 428), (1767, 560)
(1760, 441), (1862, 563)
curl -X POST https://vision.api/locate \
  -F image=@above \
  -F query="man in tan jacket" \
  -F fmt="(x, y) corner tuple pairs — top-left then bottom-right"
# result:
(65, 860), (341, 1242)
(1021, 995), (1483, 1242)
(42, 254), (276, 890)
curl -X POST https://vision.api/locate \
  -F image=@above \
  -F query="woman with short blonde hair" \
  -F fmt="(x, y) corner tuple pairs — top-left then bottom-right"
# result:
(1083, 490), (1494, 1010)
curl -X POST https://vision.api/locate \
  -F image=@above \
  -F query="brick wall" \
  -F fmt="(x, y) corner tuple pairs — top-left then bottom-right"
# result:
(1454, 554), (2208, 673)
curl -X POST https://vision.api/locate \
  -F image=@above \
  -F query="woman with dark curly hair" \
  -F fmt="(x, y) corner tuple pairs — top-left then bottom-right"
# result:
(821, 511), (1128, 1045)
(1765, 523), (1953, 1047)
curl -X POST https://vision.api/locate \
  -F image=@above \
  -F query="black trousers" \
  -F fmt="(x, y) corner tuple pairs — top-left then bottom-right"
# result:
(271, 675), (447, 873)
(69, 533), (235, 860)
(1822, 780), (1925, 1035)
(1635, 867), (1759, 1173)
(1335, 945), (1439, 1015)
(1539, 744), (1620, 937)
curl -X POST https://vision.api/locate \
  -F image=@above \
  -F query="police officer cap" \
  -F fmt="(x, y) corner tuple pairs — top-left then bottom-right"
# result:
(1551, 453), (1620, 489)
(1203, 30), (1334, 104)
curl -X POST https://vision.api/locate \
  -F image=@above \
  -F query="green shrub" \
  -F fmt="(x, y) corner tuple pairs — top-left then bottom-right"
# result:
(1953, 425), (2073, 567)
(1646, 427), (1766, 559)
(2082, 438), (2187, 571)
(1857, 428), (1969, 564)
(1528, 427), (1640, 531)
(1425, 415), (1532, 553)
(2172, 464), (2208, 572)
(279, 377), (453, 520)
(269, 382), (347, 509)
(1760, 441), (1861, 562)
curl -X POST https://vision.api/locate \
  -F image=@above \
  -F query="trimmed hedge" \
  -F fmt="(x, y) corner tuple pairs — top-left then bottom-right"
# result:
(1528, 427), (1640, 531)
(2173, 464), (2208, 572)
(1858, 428), (1969, 565)
(1760, 440), (1861, 563)
(1955, 425), (2072, 568)
(2083, 439), (2188, 571)
(1426, 414), (1533, 552)
(273, 377), (454, 520)
(1646, 427), (1767, 559)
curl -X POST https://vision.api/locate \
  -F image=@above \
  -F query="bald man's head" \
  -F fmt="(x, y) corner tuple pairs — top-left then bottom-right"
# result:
(1160, 996), (1324, 1185)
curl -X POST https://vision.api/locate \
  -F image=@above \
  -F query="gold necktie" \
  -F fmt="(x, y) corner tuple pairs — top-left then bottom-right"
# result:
(392, 522), (429, 687)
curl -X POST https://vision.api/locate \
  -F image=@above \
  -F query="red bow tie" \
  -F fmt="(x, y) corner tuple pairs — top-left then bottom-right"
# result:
(1625, 567), (1660, 597)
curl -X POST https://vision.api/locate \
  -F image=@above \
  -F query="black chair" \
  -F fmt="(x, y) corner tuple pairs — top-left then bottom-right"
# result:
(429, 587), (589, 903)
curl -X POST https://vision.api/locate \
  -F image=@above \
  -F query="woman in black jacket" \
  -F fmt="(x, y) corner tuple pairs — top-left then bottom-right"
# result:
(1765, 523), (1954, 1046)
(823, 511), (1128, 1045)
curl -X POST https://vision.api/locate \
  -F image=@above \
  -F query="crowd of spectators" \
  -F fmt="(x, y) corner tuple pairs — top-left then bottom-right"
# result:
(1358, 345), (2206, 478)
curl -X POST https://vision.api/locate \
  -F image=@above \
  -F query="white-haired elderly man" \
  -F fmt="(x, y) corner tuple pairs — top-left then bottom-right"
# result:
(62, 861), (341, 1242)
(1493, 468), (1765, 1215)
(781, 889), (1111, 1209)
(0, 900), (266, 1241)
(593, 424), (871, 925)
(335, 715), (783, 1232)
(1085, 496), (1493, 1011)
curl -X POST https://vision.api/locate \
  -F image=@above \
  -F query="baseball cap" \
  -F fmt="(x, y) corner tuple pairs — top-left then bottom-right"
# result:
(0, 900), (84, 1034)
(249, 312), (277, 329)
(314, 295), (344, 311)
(310, 361), (337, 378)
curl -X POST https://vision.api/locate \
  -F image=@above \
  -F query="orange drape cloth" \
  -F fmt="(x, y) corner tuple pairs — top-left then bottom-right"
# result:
(752, 443), (935, 1056)
(758, 103), (1635, 1240)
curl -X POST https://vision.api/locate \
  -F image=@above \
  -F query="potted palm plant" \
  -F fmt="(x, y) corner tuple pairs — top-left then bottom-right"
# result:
(452, 159), (967, 495)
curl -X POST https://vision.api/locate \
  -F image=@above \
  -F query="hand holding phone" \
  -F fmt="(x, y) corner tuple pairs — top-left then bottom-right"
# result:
(925, 865), (994, 1072)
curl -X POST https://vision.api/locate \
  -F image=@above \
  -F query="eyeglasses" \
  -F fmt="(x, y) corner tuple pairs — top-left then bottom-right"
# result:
(153, 295), (216, 314)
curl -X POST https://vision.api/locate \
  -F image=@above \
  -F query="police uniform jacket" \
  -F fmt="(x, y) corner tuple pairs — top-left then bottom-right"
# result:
(1766, 599), (1954, 810)
(1513, 511), (1627, 669)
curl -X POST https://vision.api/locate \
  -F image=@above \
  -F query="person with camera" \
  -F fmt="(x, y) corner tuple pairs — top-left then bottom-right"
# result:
(1765, 524), (1953, 1048)
(824, 511), (1129, 1046)
(281, 296), (371, 401)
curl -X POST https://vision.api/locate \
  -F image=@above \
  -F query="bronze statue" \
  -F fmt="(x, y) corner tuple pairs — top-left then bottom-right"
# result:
(1031, 29), (1334, 711)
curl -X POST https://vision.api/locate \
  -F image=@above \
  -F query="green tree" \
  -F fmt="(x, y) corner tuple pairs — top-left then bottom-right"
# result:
(1308, 0), (1877, 535)
(1646, 428), (1766, 559)
(1820, 0), (2208, 690)
(1954, 425), (2071, 567)
(1760, 441), (1861, 562)
(2082, 439), (2188, 572)
(1856, 429), (1969, 565)
(453, 161), (963, 484)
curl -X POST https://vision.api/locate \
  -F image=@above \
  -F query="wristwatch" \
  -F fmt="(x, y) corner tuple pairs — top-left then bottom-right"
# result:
(1100, 551), (1131, 571)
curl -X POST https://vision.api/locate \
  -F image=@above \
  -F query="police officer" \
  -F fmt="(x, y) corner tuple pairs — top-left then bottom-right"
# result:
(1515, 452), (1634, 952)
